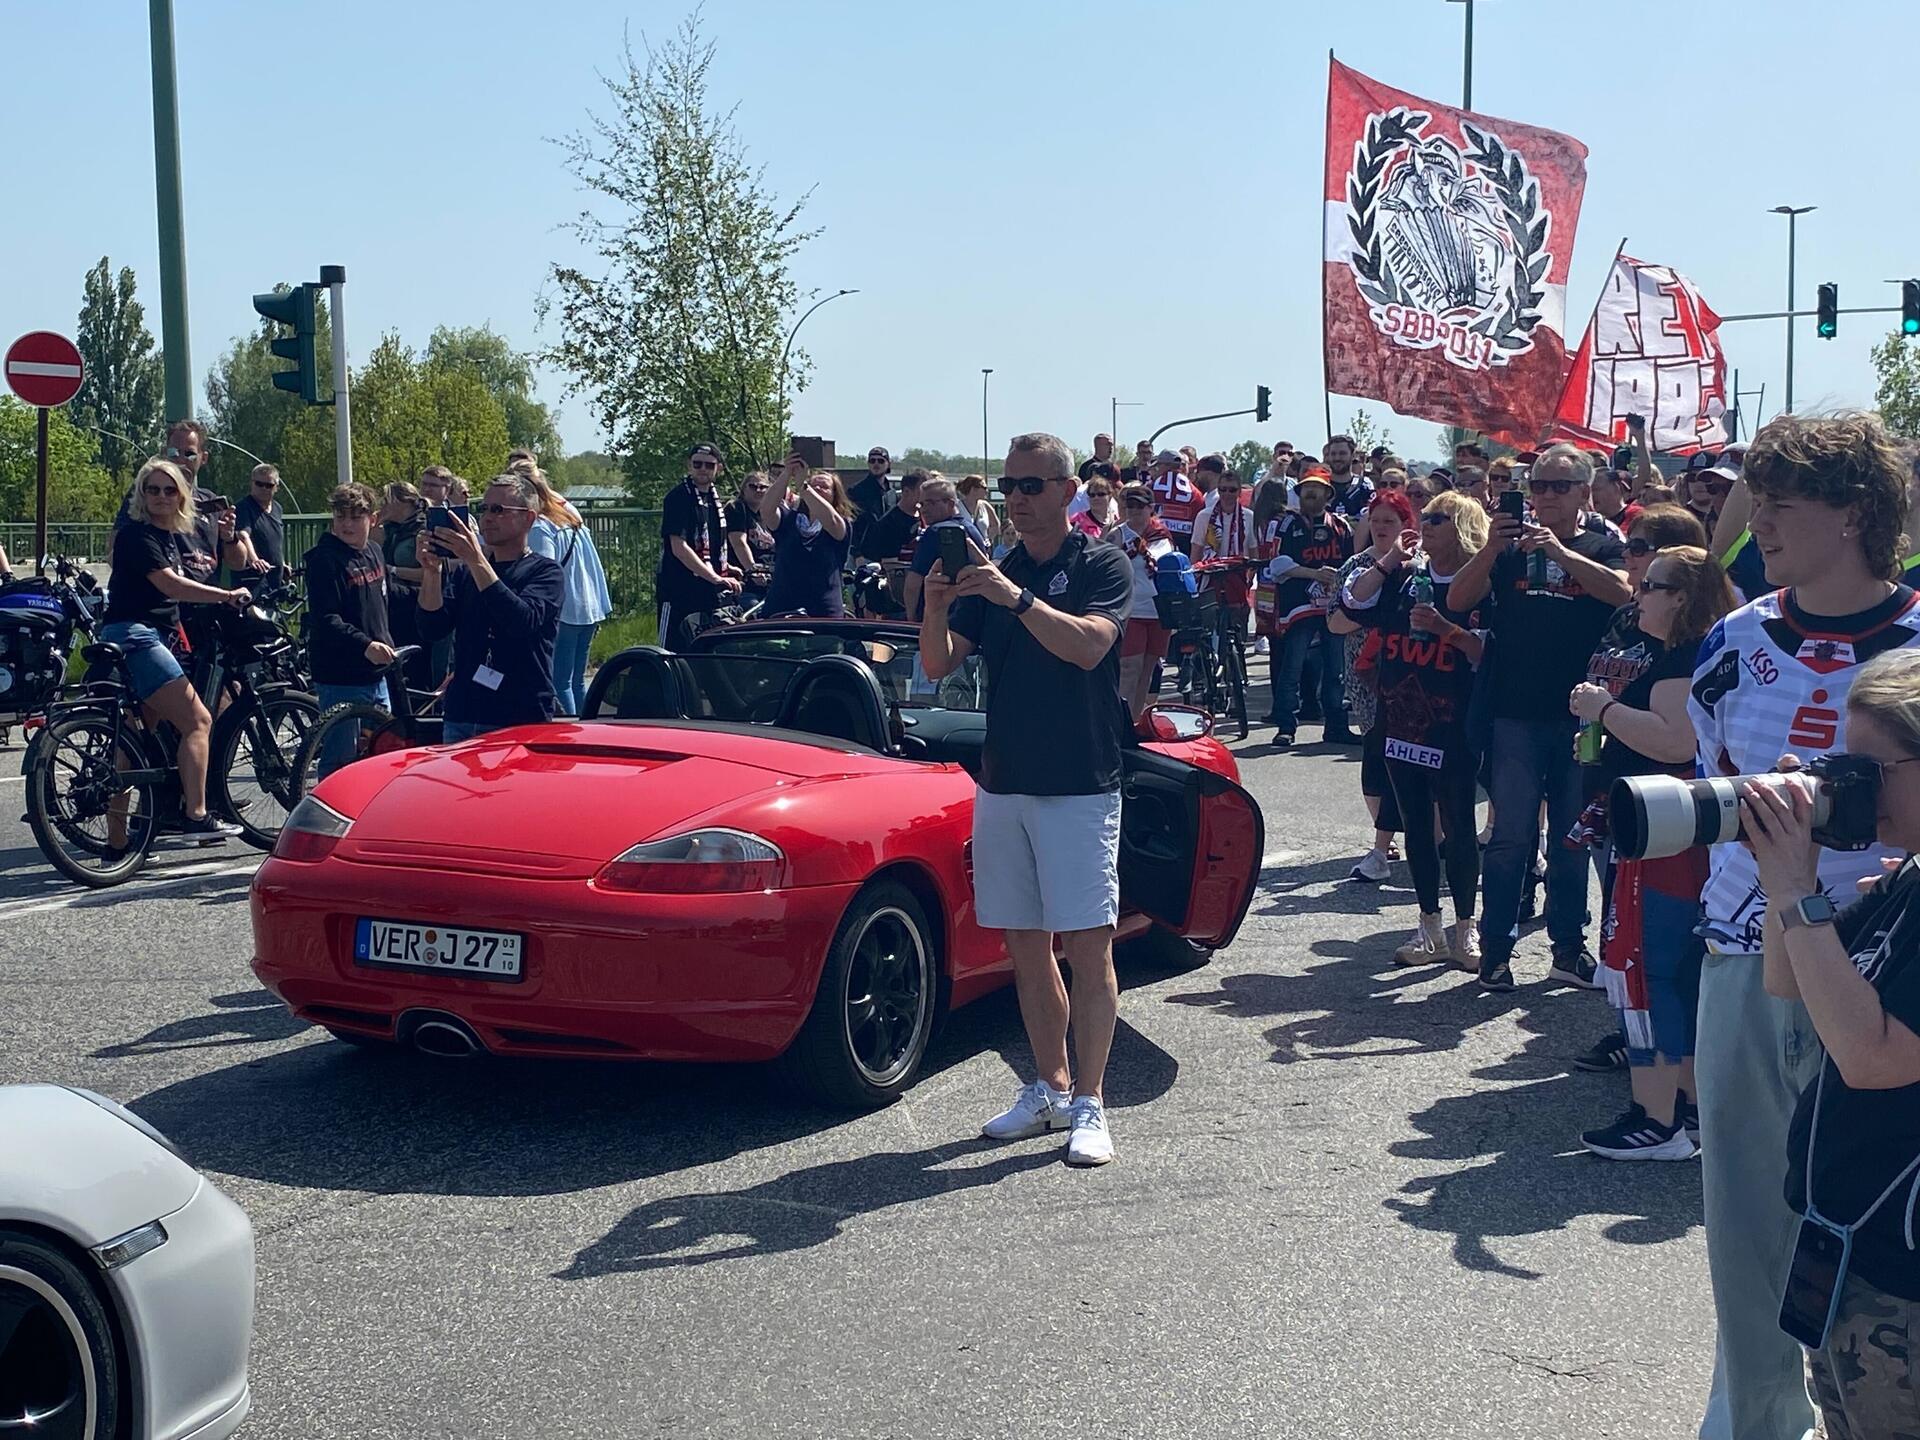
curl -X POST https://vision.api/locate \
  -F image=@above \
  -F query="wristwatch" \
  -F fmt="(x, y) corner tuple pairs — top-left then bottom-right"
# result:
(1012, 587), (1035, 616)
(1779, 894), (1838, 931)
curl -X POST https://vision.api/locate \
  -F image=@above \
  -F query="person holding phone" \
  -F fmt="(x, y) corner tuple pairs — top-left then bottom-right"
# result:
(415, 471), (563, 741)
(903, 476), (984, 623)
(755, 457), (852, 618)
(1742, 648), (1920, 1438)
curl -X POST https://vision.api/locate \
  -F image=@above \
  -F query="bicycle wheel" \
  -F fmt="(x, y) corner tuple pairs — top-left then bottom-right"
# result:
(291, 701), (396, 803)
(26, 713), (158, 887)
(211, 689), (318, 850)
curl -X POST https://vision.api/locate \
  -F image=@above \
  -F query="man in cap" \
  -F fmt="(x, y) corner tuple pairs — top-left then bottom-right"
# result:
(849, 446), (893, 555)
(655, 442), (742, 650)
(1261, 465), (1355, 744)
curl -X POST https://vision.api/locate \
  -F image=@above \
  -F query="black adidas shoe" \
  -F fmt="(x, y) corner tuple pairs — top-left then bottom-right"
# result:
(1581, 1105), (1698, 1162)
(1572, 1031), (1629, 1073)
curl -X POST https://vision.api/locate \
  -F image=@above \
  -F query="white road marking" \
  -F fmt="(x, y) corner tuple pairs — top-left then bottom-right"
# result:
(0, 774), (26, 785)
(0, 858), (261, 919)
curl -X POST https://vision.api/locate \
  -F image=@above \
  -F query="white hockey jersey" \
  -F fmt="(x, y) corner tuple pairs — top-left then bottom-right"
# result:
(1688, 585), (1920, 950)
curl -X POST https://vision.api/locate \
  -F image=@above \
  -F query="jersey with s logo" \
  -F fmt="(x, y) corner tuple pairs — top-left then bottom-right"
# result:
(1689, 585), (1920, 948)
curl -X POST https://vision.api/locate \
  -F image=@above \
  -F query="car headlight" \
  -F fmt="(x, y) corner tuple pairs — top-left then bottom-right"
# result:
(594, 828), (786, 894)
(272, 795), (353, 863)
(63, 1087), (182, 1159)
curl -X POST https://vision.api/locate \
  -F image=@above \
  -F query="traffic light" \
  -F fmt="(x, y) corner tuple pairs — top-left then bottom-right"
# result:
(1816, 282), (1838, 340)
(1903, 279), (1920, 336)
(252, 283), (320, 403)
(1255, 384), (1271, 423)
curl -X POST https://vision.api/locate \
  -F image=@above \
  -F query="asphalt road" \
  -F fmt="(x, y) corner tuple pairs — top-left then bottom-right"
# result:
(0, 684), (1716, 1440)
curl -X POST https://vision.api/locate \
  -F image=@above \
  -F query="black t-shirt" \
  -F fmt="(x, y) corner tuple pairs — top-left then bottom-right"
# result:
(860, 505), (923, 565)
(1485, 528), (1628, 721)
(948, 532), (1133, 796)
(848, 474), (890, 553)
(1583, 606), (1698, 778)
(1785, 859), (1920, 1300)
(655, 480), (729, 613)
(1268, 510), (1353, 624)
(1326, 476), (1373, 520)
(415, 551), (564, 726)
(234, 494), (285, 572)
(1358, 569), (1482, 765)
(763, 506), (850, 618)
(723, 496), (775, 575)
(105, 522), (187, 630)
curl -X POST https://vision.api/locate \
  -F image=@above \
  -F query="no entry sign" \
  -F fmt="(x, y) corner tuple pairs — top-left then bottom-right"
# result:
(5, 331), (85, 409)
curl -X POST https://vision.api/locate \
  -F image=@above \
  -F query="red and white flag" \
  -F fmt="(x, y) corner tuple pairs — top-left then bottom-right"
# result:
(1322, 58), (1589, 446)
(1550, 252), (1729, 455)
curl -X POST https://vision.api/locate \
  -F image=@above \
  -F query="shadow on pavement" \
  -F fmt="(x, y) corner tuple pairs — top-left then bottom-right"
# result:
(1253, 855), (1410, 921)
(129, 966), (1180, 1204)
(93, 989), (308, 1058)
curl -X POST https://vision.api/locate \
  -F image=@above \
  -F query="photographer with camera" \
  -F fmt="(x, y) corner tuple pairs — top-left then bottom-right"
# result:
(416, 471), (563, 742)
(1680, 412), (1920, 1440)
(1737, 649), (1920, 1438)
(755, 457), (853, 619)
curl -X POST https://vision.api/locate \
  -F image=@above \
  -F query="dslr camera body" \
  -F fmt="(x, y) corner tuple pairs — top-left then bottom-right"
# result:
(1611, 754), (1883, 861)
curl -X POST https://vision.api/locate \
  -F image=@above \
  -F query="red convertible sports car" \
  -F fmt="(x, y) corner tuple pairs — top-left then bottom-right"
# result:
(250, 619), (1262, 1106)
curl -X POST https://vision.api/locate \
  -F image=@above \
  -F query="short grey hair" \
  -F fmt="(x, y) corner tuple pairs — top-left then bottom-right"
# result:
(250, 463), (280, 485)
(487, 471), (540, 507)
(1007, 432), (1073, 480)
(1534, 443), (1595, 486)
(919, 477), (957, 506)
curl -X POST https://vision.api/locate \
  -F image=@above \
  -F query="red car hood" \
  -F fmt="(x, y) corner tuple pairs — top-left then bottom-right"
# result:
(327, 721), (901, 875)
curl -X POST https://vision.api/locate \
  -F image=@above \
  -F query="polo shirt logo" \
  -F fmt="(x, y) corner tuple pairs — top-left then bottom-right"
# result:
(1048, 571), (1070, 597)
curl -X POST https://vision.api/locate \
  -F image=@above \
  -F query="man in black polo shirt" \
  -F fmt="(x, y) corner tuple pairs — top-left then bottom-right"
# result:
(655, 443), (741, 651)
(922, 431), (1132, 1168)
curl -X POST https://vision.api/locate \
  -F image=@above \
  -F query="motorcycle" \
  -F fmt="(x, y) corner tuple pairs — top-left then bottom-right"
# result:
(0, 558), (104, 748)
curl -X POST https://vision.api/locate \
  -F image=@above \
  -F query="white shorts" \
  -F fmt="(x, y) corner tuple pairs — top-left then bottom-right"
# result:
(971, 787), (1122, 934)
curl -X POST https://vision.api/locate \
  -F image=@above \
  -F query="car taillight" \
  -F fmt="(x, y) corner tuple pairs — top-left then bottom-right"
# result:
(595, 828), (786, 894)
(272, 796), (353, 862)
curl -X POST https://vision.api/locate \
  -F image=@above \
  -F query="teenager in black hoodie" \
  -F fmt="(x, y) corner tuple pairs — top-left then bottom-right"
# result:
(304, 482), (394, 777)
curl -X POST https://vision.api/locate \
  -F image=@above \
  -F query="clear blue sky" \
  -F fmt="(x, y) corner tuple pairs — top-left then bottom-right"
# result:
(4, 1), (1913, 467)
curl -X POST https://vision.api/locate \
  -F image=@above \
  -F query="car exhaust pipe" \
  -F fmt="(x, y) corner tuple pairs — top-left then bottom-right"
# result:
(408, 1015), (481, 1058)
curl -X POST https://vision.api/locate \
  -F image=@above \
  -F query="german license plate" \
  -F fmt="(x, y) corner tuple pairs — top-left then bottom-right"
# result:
(354, 918), (524, 980)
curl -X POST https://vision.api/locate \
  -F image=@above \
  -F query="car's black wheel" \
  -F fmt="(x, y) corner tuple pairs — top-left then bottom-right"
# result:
(1120, 924), (1215, 975)
(779, 881), (938, 1108)
(0, 1228), (121, 1439)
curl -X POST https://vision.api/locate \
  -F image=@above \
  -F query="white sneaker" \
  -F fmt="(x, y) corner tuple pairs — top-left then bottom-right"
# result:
(982, 1079), (1072, 1140)
(1065, 1095), (1115, 1166)
(1450, 921), (1482, 972)
(1393, 914), (1447, 967)
(1349, 848), (1391, 883)
(1254, 636), (1270, 656)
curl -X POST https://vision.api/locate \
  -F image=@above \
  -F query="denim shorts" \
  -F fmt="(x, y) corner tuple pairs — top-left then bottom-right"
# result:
(98, 622), (185, 701)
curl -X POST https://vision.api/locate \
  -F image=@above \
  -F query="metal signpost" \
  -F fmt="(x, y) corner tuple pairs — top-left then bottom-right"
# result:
(4, 332), (87, 575)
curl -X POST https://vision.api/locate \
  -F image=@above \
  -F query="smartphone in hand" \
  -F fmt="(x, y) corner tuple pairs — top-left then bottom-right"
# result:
(1499, 489), (1527, 521)
(938, 524), (969, 580)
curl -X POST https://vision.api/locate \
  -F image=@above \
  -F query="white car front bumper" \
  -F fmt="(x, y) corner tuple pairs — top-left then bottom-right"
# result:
(107, 1176), (255, 1440)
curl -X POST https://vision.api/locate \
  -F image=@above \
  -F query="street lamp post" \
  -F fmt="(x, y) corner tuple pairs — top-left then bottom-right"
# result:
(981, 369), (993, 474)
(149, 0), (192, 421)
(1444, 0), (1475, 109)
(778, 288), (859, 424)
(1770, 205), (1815, 413)
(1112, 397), (1142, 445)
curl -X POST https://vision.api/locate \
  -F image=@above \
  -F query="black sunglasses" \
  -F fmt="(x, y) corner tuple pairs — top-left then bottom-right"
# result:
(477, 502), (530, 516)
(1527, 477), (1581, 495)
(1638, 577), (1682, 594)
(1123, 497), (1150, 509)
(1624, 537), (1662, 557)
(142, 484), (179, 497)
(252, 477), (278, 488)
(1420, 512), (1452, 527)
(996, 475), (1062, 497)
(689, 460), (718, 470)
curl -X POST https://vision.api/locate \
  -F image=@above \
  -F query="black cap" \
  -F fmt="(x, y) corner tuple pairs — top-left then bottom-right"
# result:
(686, 443), (722, 461)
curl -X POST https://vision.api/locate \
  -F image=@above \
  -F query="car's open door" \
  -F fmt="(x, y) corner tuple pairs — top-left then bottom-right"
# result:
(1117, 748), (1264, 950)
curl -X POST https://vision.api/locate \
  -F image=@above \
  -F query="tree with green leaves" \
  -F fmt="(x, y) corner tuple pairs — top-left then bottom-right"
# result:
(542, 14), (818, 505)
(1224, 439), (1275, 481)
(1, 397), (118, 524)
(69, 258), (164, 480)
(1338, 410), (1393, 457)
(896, 447), (1003, 478)
(545, 450), (623, 492)
(1872, 332), (1920, 439)
(425, 326), (558, 457)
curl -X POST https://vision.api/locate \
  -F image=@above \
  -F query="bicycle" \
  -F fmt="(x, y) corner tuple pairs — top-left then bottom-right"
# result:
(290, 647), (445, 800)
(26, 623), (317, 886)
(1157, 557), (1253, 740)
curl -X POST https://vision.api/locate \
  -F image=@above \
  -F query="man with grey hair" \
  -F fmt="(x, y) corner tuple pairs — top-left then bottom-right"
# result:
(416, 470), (564, 741)
(1445, 441), (1631, 991)
(921, 430), (1133, 1166)
(234, 462), (287, 587)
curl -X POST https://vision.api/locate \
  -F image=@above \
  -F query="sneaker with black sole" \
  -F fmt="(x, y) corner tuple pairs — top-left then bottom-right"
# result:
(1548, 944), (1603, 990)
(1322, 728), (1363, 747)
(1580, 1104), (1698, 1162)
(1272, 732), (1295, 748)
(1349, 848), (1391, 883)
(1572, 1031), (1630, 1072)
(1478, 961), (1517, 993)
(176, 812), (242, 844)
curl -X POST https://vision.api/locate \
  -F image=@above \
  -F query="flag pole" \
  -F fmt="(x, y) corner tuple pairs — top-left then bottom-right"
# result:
(1322, 50), (1337, 442)
(1540, 235), (1628, 446)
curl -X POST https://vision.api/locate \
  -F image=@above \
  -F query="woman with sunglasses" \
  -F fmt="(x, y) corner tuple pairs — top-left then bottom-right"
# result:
(98, 457), (253, 839)
(1073, 464), (1120, 539)
(1342, 490), (1490, 964)
(957, 473), (1002, 555)
(1568, 544), (1734, 1159)
(1326, 490), (1418, 883)
(1114, 484), (1175, 718)
(755, 457), (854, 618)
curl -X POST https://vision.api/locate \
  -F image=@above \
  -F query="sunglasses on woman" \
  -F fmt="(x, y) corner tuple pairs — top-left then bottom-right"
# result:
(1419, 512), (1452, 527)
(1638, 576), (1682, 594)
(1086, 487), (1111, 499)
(1624, 537), (1663, 557)
(143, 484), (179, 497)
(996, 475), (1060, 497)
